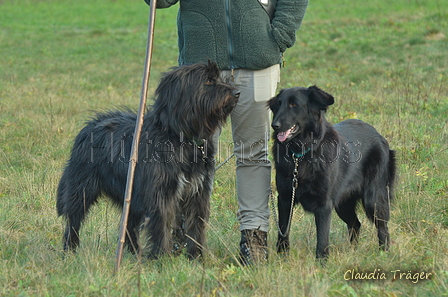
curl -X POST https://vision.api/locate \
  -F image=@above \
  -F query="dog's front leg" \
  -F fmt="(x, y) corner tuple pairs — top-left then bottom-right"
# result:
(147, 200), (176, 259)
(314, 204), (332, 259)
(184, 193), (210, 260)
(125, 211), (144, 254)
(277, 233), (290, 254)
(276, 193), (293, 254)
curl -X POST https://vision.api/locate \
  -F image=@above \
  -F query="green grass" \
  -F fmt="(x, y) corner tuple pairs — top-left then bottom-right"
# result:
(1, 0), (447, 296)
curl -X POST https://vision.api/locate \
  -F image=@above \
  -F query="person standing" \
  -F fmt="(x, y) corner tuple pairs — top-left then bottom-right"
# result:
(145, 0), (308, 265)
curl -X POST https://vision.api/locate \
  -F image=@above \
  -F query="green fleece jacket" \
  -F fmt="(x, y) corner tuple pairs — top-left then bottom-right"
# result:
(145, 0), (308, 70)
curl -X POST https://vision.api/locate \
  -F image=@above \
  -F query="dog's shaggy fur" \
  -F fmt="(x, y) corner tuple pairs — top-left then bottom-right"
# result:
(268, 86), (396, 259)
(56, 62), (239, 258)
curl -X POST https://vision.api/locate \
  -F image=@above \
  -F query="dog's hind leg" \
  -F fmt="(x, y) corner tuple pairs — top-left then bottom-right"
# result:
(57, 175), (100, 252)
(335, 197), (361, 244)
(62, 216), (82, 252)
(362, 186), (390, 251)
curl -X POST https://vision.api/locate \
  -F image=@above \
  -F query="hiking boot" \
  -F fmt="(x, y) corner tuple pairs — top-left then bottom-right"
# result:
(239, 229), (268, 265)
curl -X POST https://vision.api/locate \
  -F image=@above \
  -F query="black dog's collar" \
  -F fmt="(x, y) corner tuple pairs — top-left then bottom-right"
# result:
(189, 137), (207, 161)
(290, 147), (311, 158)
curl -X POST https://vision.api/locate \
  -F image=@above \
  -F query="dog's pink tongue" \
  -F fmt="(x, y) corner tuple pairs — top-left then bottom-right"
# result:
(277, 130), (291, 142)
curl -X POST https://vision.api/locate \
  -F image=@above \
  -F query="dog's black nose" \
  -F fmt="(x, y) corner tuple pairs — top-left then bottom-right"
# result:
(271, 122), (280, 130)
(233, 90), (241, 98)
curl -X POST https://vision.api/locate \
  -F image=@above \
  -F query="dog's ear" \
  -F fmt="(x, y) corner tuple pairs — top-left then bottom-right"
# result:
(308, 85), (334, 110)
(267, 96), (277, 112)
(267, 89), (284, 112)
(206, 59), (220, 77)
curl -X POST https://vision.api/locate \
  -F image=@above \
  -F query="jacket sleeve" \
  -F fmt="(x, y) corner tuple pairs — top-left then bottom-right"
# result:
(144, 0), (179, 8)
(271, 0), (309, 52)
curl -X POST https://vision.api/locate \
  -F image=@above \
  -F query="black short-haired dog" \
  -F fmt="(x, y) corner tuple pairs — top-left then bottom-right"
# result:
(268, 86), (396, 259)
(56, 61), (240, 259)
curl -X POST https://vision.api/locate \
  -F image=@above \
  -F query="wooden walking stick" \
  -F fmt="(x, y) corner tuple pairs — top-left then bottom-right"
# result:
(115, 0), (157, 272)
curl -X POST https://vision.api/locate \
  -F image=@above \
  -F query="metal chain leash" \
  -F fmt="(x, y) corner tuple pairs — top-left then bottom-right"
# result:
(271, 154), (300, 238)
(215, 149), (303, 238)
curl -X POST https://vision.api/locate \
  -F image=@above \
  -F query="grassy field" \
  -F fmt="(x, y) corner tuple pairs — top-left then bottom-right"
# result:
(1, 0), (447, 296)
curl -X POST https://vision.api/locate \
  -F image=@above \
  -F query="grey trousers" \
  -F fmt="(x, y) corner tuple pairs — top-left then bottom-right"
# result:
(218, 64), (280, 233)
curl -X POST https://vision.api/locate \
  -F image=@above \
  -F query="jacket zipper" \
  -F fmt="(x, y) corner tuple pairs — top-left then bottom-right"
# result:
(225, 0), (235, 75)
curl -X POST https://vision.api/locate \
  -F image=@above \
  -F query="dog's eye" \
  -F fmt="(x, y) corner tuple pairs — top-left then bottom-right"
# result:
(205, 78), (215, 85)
(289, 102), (298, 108)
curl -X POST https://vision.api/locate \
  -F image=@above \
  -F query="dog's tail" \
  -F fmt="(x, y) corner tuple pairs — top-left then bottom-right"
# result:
(387, 150), (397, 201)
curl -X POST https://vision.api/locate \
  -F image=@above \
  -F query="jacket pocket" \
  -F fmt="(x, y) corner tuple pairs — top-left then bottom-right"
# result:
(237, 8), (281, 69)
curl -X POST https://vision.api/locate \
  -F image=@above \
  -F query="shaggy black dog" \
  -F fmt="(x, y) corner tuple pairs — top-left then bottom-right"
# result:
(268, 86), (396, 259)
(56, 61), (240, 259)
